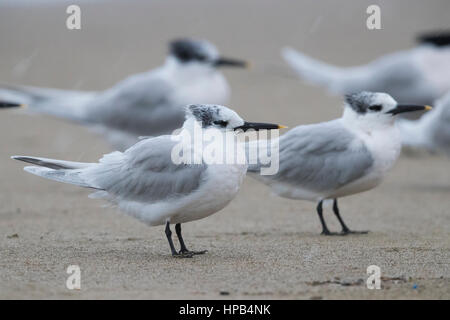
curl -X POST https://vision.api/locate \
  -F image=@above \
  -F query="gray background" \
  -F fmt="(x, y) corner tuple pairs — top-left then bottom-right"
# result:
(0, 0), (449, 299)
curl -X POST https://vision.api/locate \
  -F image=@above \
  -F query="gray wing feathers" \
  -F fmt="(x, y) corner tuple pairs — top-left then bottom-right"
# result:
(12, 156), (93, 170)
(88, 71), (185, 136)
(282, 47), (346, 91)
(12, 155), (98, 188)
(254, 120), (374, 192)
(23, 166), (96, 189)
(0, 84), (95, 121)
(14, 136), (207, 202)
(282, 47), (436, 105)
(0, 83), (69, 103)
(85, 136), (207, 202)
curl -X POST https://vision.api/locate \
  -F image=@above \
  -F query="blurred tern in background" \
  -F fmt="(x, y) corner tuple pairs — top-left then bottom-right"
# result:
(398, 90), (450, 156)
(12, 104), (282, 257)
(248, 92), (431, 235)
(0, 39), (248, 150)
(282, 32), (450, 107)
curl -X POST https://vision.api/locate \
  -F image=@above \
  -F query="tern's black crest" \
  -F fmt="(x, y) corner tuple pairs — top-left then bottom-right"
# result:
(169, 39), (209, 63)
(187, 104), (221, 127)
(345, 92), (378, 114)
(417, 31), (450, 47)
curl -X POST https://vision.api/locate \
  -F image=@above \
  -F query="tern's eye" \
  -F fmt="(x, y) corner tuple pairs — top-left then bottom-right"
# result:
(195, 54), (207, 61)
(369, 105), (382, 112)
(213, 120), (228, 127)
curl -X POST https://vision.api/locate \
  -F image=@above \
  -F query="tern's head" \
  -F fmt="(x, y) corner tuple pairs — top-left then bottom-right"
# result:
(184, 104), (284, 132)
(168, 39), (248, 69)
(343, 91), (432, 127)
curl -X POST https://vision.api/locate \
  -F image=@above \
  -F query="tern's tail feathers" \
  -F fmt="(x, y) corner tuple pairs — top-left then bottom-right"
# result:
(282, 47), (372, 94)
(0, 84), (62, 105)
(0, 84), (93, 121)
(12, 156), (93, 170)
(282, 47), (345, 91)
(12, 155), (100, 189)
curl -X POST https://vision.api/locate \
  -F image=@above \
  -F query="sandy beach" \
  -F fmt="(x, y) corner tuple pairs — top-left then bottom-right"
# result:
(0, 0), (449, 299)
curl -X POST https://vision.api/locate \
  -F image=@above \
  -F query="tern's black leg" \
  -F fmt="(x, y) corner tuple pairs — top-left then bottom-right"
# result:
(165, 222), (192, 258)
(165, 222), (178, 256)
(175, 223), (188, 252)
(332, 199), (369, 235)
(332, 199), (351, 233)
(317, 201), (336, 235)
(175, 223), (207, 255)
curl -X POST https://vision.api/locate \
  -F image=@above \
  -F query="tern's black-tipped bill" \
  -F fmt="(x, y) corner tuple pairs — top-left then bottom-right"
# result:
(0, 101), (24, 109)
(387, 104), (432, 115)
(234, 122), (287, 131)
(214, 57), (248, 68)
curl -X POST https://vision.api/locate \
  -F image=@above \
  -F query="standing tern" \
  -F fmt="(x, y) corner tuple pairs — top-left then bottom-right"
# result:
(248, 92), (431, 235)
(12, 104), (283, 257)
(0, 38), (248, 150)
(282, 33), (450, 106)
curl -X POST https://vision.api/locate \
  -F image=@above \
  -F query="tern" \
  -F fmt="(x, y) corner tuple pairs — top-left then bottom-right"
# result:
(0, 38), (248, 150)
(12, 104), (283, 257)
(282, 33), (450, 106)
(248, 92), (431, 235)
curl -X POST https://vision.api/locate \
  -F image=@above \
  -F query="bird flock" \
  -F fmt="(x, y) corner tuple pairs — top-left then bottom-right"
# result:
(1, 34), (448, 257)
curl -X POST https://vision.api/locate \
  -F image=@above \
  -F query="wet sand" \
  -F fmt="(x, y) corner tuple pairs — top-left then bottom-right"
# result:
(0, 0), (449, 299)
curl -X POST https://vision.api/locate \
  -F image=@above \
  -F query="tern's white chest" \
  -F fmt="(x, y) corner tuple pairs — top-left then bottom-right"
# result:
(172, 163), (247, 224)
(203, 164), (247, 205)
(334, 126), (401, 198)
(364, 126), (401, 176)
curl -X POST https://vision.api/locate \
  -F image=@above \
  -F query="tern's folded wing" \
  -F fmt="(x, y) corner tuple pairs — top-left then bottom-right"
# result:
(257, 120), (374, 192)
(85, 136), (207, 203)
(88, 71), (184, 136)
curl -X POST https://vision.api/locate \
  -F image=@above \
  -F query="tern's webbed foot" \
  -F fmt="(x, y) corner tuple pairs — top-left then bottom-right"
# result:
(173, 252), (195, 258)
(340, 229), (369, 235)
(180, 249), (208, 255)
(321, 230), (341, 236)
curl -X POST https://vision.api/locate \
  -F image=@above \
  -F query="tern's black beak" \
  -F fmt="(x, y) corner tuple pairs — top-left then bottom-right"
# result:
(0, 101), (24, 109)
(387, 104), (432, 115)
(234, 121), (287, 132)
(214, 57), (248, 68)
